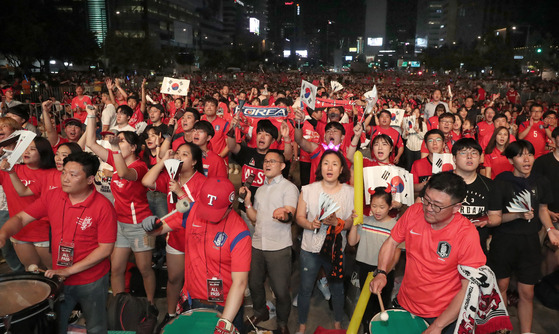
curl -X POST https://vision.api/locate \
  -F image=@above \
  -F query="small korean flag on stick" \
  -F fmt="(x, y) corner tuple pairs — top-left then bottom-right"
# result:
(300, 80), (318, 110)
(161, 77), (190, 97)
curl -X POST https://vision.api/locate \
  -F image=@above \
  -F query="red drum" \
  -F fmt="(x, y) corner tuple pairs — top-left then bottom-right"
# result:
(0, 272), (63, 334)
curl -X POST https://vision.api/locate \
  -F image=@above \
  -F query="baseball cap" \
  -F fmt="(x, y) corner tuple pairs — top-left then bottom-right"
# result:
(6, 105), (30, 123)
(100, 129), (118, 137)
(196, 177), (236, 222)
(63, 118), (83, 127)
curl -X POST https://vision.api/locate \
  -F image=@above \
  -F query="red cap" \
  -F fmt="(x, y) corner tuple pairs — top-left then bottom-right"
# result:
(196, 177), (235, 222)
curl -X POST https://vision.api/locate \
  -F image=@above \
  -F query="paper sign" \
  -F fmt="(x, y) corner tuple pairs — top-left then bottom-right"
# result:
(161, 77), (190, 96)
(432, 153), (455, 174)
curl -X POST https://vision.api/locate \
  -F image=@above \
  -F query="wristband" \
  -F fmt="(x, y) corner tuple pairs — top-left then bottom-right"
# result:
(373, 269), (388, 277)
(112, 150), (121, 155)
(350, 142), (357, 148)
(87, 115), (96, 119)
(245, 204), (252, 209)
(547, 226), (556, 233)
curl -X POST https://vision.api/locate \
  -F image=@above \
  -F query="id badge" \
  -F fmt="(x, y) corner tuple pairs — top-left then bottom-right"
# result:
(207, 277), (224, 302)
(57, 242), (74, 267)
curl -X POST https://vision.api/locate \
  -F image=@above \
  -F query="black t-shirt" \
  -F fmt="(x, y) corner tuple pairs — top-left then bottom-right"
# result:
(460, 174), (498, 251)
(493, 171), (553, 235)
(233, 144), (266, 211)
(533, 153), (559, 212)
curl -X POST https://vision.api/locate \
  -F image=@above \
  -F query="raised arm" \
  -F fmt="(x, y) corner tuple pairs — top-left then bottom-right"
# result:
(41, 101), (60, 147)
(85, 106), (109, 162)
(226, 117), (242, 155)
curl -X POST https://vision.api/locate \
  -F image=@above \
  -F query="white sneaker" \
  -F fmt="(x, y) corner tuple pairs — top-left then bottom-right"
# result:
(317, 277), (331, 301)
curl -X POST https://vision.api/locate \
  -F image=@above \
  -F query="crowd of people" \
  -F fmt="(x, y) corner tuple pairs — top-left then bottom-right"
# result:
(0, 71), (558, 334)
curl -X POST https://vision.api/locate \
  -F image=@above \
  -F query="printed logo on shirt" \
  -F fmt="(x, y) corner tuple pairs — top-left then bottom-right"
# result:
(214, 232), (227, 247)
(113, 180), (125, 188)
(437, 241), (451, 259)
(21, 179), (35, 187)
(78, 216), (93, 231)
(249, 158), (255, 166)
(215, 125), (221, 131)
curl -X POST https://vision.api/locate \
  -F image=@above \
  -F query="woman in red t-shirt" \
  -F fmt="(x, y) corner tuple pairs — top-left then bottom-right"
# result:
(142, 141), (206, 325)
(0, 137), (56, 270)
(7, 142), (82, 197)
(84, 107), (157, 305)
(483, 126), (514, 179)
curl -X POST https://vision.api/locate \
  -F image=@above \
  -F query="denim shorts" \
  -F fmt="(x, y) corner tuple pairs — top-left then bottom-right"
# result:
(115, 221), (155, 252)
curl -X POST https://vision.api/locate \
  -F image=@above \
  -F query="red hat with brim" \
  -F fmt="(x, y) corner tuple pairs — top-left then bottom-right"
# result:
(196, 177), (236, 223)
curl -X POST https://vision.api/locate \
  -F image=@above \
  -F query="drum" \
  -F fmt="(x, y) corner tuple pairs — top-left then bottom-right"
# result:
(0, 272), (63, 334)
(161, 308), (220, 333)
(369, 309), (429, 334)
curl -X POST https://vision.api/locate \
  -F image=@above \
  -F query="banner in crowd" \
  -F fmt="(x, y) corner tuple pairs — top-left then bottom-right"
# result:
(386, 108), (406, 127)
(0, 130), (37, 171)
(300, 80), (317, 110)
(160, 77), (190, 96)
(315, 97), (364, 113)
(432, 153), (455, 174)
(242, 106), (289, 119)
(363, 165), (414, 206)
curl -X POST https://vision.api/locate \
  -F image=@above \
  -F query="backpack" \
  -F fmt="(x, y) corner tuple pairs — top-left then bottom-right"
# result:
(535, 270), (559, 310)
(107, 292), (157, 333)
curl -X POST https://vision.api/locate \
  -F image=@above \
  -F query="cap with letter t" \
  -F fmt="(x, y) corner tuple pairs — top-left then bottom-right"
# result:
(197, 177), (236, 223)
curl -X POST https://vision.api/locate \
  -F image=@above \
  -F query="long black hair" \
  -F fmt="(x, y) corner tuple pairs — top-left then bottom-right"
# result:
(33, 137), (56, 169)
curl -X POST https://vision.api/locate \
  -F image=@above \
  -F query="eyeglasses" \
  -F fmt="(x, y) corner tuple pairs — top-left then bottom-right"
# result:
(263, 159), (281, 165)
(439, 120), (454, 124)
(457, 150), (480, 157)
(420, 197), (460, 213)
(427, 138), (443, 144)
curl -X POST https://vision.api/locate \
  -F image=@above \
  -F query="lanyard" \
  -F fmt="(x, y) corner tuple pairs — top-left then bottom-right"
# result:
(60, 199), (87, 244)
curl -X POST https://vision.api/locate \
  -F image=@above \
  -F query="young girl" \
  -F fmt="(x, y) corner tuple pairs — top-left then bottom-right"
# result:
(451, 114), (463, 142)
(348, 186), (401, 334)
(462, 118), (476, 139)
(483, 126), (514, 179)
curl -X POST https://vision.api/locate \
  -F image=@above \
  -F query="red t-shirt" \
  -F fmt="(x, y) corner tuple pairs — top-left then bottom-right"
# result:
(476, 121), (494, 149)
(391, 203), (486, 318)
(484, 148), (514, 179)
(203, 150), (228, 178)
(53, 137), (70, 154)
(25, 188), (117, 285)
(155, 171), (206, 251)
(300, 122), (321, 163)
(202, 115), (229, 158)
(411, 157), (433, 184)
(107, 153), (152, 224)
(166, 203), (251, 306)
(0, 165), (50, 242)
(427, 116), (439, 131)
(506, 90), (520, 104)
(71, 96), (92, 112)
(519, 120), (547, 158)
(29, 168), (61, 194)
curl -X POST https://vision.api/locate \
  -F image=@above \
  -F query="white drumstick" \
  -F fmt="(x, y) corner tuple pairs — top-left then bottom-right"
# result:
(27, 264), (45, 273)
(377, 292), (389, 321)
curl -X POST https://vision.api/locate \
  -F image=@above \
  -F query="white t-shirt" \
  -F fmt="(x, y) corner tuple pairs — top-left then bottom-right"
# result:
(101, 104), (116, 130)
(300, 181), (354, 253)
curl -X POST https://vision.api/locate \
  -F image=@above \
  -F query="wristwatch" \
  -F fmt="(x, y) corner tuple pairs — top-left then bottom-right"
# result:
(374, 269), (387, 277)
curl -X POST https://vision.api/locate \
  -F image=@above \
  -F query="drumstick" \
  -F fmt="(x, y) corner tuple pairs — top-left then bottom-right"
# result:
(27, 264), (45, 273)
(377, 292), (389, 321)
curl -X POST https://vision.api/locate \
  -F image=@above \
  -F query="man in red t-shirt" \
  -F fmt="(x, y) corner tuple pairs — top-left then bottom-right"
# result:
(142, 177), (251, 334)
(201, 97), (230, 160)
(192, 120), (228, 178)
(518, 104), (550, 158)
(371, 172), (486, 333)
(0, 152), (117, 333)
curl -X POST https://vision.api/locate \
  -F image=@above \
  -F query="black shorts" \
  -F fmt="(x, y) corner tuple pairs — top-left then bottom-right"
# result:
(488, 232), (542, 285)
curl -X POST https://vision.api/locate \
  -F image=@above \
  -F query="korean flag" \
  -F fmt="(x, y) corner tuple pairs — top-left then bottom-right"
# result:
(300, 80), (318, 110)
(161, 77), (190, 97)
